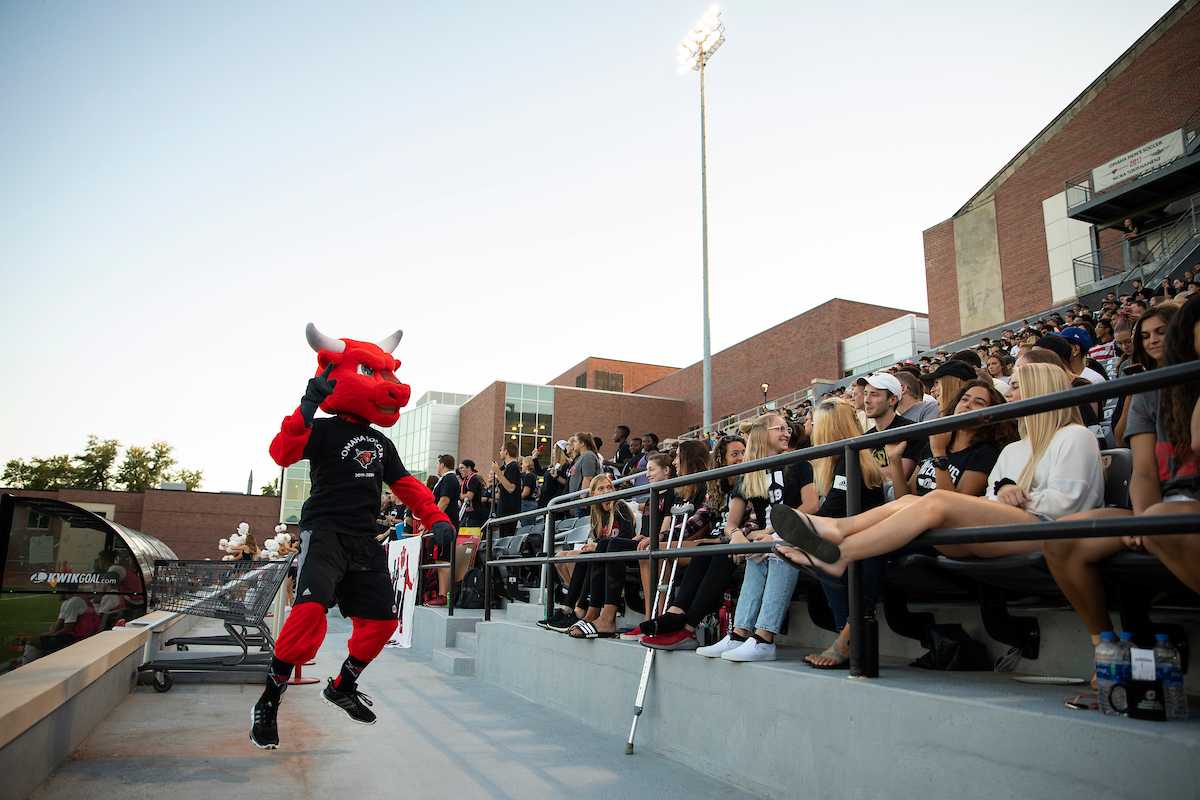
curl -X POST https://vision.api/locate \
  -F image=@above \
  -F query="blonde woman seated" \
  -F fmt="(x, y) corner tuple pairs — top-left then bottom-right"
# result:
(774, 364), (1104, 579)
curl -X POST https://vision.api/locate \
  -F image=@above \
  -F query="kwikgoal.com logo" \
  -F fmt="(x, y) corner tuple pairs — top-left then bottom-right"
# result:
(30, 572), (113, 586)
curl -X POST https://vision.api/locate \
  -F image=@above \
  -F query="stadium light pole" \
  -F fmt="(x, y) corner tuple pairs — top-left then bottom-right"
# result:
(678, 6), (725, 434)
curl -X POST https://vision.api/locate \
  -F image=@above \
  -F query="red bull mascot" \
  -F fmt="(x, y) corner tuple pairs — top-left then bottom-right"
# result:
(250, 323), (454, 749)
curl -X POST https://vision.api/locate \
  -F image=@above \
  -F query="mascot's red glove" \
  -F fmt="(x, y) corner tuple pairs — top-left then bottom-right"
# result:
(391, 475), (455, 547)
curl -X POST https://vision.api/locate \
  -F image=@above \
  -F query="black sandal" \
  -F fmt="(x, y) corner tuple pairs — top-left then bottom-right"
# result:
(770, 504), (842, 564)
(773, 545), (843, 589)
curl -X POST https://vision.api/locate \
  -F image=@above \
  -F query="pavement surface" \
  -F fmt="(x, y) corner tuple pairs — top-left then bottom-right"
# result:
(30, 613), (756, 800)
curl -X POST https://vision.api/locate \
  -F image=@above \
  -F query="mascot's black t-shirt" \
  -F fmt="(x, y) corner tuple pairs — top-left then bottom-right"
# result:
(300, 416), (409, 535)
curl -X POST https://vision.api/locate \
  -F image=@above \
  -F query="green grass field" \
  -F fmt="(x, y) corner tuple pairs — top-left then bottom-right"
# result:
(0, 593), (63, 673)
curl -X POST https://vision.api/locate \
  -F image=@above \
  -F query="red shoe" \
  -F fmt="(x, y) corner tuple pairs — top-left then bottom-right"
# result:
(426, 595), (447, 607)
(619, 624), (645, 641)
(641, 629), (697, 650)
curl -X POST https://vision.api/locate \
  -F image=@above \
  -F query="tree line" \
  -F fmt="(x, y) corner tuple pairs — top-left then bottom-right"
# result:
(2, 435), (204, 493)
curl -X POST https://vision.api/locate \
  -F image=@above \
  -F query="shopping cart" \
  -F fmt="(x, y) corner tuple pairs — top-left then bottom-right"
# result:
(137, 557), (293, 691)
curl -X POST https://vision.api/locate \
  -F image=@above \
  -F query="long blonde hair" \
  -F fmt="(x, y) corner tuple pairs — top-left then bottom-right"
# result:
(737, 414), (784, 499)
(587, 474), (630, 535)
(1011, 363), (1082, 491)
(811, 399), (885, 496)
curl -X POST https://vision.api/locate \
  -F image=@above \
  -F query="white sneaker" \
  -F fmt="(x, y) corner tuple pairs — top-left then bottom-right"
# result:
(696, 634), (744, 658)
(721, 637), (776, 662)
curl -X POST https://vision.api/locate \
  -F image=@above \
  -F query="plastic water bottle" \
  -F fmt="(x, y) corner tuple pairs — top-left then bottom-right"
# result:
(1114, 632), (1135, 716)
(1095, 632), (1121, 716)
(1154, 634), (1189, 720)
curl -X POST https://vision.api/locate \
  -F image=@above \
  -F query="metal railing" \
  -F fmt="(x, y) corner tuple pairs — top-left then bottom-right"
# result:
(444, 469), (645, 617)
(1072, 199), (1200, 288)
(476, 359), (1200, 678)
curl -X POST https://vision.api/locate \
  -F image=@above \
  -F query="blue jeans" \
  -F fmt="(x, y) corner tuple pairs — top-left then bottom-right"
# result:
(822, 554), (888, 630)
(733, 555), (799, 635)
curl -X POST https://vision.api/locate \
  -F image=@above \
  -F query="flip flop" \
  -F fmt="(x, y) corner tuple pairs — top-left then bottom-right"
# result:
(770, 504), (842, 564)
(806, 636), (850, 670)
(567, 620), (617, 639)
(773, 545), (842, 589)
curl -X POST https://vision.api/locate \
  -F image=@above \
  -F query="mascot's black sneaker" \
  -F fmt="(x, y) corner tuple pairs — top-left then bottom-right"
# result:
(250, 697), (280, 749)
(322, 677), (376, 724)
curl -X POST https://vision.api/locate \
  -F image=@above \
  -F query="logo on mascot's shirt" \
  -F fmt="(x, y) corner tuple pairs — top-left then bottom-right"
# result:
(340, 434), (386, 477)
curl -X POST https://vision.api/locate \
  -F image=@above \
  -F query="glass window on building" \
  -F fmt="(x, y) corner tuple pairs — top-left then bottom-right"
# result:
(280, 461), (310, 525)
(505, 383), (554, 457)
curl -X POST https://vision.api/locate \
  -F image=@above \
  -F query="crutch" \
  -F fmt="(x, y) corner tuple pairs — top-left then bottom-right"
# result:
(625, 502), (693, 755)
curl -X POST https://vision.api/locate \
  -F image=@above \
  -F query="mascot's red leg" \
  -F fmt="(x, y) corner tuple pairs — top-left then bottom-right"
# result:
(273, 602), (327, 665)
(347, 616), (397, 662)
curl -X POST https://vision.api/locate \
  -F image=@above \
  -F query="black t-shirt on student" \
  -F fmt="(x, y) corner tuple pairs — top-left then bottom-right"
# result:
(732, 461), (814, 531)
(816, 456), (886, 518)
(642, 490), (669, 535)
(377, 504), (400, 536)
(459, 474), (488, 526)
(521, 472), (538, 502)
(615, 440), (632, 467)
(498, 461), (522, 516)
(432, 472), (460, 530)
(300, 416), (411, 535)
(867, 413), (927, 475)
(911, 442), (1000, 496)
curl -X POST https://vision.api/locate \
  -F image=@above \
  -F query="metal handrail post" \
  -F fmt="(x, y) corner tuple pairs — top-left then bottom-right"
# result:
(483, 520), (493, 622)
(844, 445), (865, 678)
(646, 487), (662, 617)
(448, 530), (455, 618)
(543, 505), (555, 621)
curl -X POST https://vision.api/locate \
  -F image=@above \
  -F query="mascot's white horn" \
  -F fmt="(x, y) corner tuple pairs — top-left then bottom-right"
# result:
(376, 329), (403, 354)
(305, 322), (346, 354)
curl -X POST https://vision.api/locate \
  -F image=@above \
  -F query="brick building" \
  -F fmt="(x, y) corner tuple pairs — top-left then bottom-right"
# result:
(923, 0), (1200, 344)
(455, 298), (924, 463)
(1, 487), (281, 561)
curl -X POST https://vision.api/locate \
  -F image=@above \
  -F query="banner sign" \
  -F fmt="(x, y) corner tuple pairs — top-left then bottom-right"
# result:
(387, 537), (422, 648)
(1093, 129), (1185, 192)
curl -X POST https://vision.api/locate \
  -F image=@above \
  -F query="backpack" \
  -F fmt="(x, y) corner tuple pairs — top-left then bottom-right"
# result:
(455, 566), (513, 609)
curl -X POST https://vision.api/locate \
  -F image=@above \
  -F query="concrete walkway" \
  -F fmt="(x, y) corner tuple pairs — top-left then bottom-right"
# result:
(30, 613), (757, 800)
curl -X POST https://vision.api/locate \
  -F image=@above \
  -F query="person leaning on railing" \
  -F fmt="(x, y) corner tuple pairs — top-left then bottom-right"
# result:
(794, 399), (888, 668)
(1044, 293), (1200, 688)
(773, 364), (1104, 582)
(693, 414), (820, 662)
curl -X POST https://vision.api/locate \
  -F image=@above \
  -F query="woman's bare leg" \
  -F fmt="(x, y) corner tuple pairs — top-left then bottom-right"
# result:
(802, 494), (921, 543)
(1142, 501), (1200, 594)
(1042, 509), (1133, 634)
(779, 490), (1038, 577)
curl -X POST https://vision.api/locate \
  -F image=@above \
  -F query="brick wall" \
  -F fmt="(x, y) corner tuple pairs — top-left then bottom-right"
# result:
(3, 487), (282, 561)
(457, 381), (503, 467)
(546, 358), (679, 394)
(550, 388), (688, 459)
(923, 220), (960, 346)
(634, 299), (924, 430)
(926, 5), (1200, 341)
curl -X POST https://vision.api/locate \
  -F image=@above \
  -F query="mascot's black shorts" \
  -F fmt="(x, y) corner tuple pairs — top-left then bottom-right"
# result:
(294, 529), (395, 620)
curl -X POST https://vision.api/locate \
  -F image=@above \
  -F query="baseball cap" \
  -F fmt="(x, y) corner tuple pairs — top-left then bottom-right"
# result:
(920, 359), (978, 385)
(1057, 326), (1093, 351)
(554, 439), (569, 452)
(460, 459), (476, 471)
(855, 372), (902, 397)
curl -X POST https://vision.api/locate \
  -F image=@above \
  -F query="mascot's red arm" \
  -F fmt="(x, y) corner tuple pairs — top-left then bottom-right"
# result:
(269, 408), (311, 467)
(391, 475), (451, 530)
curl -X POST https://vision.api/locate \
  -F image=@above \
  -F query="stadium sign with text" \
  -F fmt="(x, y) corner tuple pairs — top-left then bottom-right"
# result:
(1092, 129), (1185, 192)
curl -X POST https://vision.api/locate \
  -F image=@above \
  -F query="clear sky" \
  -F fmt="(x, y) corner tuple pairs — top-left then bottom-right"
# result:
(0, 0), (1176, 492)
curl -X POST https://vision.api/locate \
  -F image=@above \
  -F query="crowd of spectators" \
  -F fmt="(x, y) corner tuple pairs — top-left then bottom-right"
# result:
(510, 286), (1200, 697)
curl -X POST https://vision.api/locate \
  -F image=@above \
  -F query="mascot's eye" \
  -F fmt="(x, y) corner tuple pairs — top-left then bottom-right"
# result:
(357, 364), (374, 377)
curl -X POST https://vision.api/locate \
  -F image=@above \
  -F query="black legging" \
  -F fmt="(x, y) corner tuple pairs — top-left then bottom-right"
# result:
(566, 538), (639, 610)
(672, 553), (736, 628)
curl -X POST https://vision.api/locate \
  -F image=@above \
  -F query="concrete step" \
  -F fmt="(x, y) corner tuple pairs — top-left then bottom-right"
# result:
(455, 631), (477, 656)
(431, 646), (475, 677)
(501, 601), (547, 623)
